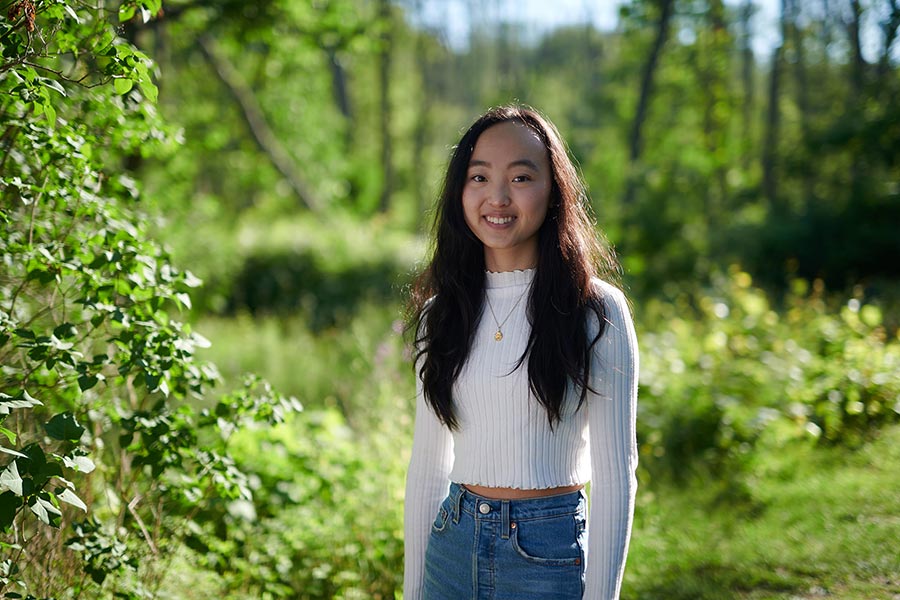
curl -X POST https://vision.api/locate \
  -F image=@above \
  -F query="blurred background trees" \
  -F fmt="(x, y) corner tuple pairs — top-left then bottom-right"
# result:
(1, 0), (898, 598)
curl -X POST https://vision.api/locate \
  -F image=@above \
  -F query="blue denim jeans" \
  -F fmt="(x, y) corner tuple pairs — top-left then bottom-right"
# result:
(423, 482), (587, 600)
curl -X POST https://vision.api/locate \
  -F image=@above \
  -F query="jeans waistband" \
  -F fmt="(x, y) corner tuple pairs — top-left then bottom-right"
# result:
(448, 481), (585, 533)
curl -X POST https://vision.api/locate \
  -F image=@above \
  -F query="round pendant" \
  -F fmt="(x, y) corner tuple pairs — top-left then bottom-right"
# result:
(494, 330), (503, 341)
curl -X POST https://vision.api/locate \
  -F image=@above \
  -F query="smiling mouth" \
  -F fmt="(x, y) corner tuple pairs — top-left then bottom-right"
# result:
(485, 215), (515, 225)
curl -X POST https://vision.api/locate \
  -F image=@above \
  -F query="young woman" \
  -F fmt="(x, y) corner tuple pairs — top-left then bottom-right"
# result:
(404, 105), (638, 600)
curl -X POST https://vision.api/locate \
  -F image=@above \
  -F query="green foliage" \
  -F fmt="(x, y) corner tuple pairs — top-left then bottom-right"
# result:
(637, 268), (900, 484)
(66, 520), (137, 586)
(158, 306), (409, 599)
(0, 3), (299, 598)
(219, 217), (419, 329)
(181, 408), (405, 599)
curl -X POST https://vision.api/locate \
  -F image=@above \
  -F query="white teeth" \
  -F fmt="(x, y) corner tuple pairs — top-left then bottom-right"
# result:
(485, 216), (514, 224)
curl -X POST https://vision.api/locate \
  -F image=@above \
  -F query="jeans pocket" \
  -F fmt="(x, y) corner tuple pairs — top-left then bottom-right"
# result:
(510, 514), (583, 567)
(431, 501), (451, 534)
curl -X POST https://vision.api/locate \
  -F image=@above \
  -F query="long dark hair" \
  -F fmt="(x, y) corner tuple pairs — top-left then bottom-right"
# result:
(407, 105), (621, 430)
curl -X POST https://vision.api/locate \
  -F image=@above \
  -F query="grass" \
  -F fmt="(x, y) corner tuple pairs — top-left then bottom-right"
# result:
(625, 425), (900, 600)
(193, 302), (412, 431)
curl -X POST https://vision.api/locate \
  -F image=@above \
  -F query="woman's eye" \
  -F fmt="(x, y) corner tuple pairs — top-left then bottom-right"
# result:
(512, 175), (532, 182)
(470, 174), (487, 182)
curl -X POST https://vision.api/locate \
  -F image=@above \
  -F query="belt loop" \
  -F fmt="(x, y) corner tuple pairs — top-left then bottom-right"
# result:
(501, 500), (510, 540)
(453, 484), (463, 524)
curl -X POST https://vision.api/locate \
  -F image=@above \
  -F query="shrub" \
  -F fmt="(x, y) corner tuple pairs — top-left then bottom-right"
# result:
(0, 4), (299, 597)
(637, 268), (900, 484)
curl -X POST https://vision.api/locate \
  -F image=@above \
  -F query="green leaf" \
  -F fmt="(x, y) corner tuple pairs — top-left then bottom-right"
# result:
(860, 305), (881, 327)
(56, 488), (87, 512)
(0, 462), (23, 496)
(0, 427), (16, 445)
(64, 4), (81, 22)
(138, 78), (158, 103)
(41, 77), (67, 97)
(0, 491), (22, 532)
(114, 78), (133, 95)
(78, 374), (99, 391)
(145, 373), (160, 391)
(182, 271), (203, 288)
(53, 323), (77, 339)
(0, 390), (43, 415)
(62, 454), (95, 474)
(20, 441), (44, 463)
(46, 107), (58, 131)
(118, 4), (136, 22)
(29, 495), (62, 527)
(44, 413), (85, 442)
(174, 292), (192, 310)
(50, 335), (74, 351)
(0, 447), (27, 459)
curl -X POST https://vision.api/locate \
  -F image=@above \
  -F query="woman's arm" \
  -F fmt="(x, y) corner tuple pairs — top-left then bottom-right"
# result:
(403, 359), (455, 600)
(584, 282), (639, 599)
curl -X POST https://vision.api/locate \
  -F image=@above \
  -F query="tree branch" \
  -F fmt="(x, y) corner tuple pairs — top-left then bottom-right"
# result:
(196, 35), (321, 213)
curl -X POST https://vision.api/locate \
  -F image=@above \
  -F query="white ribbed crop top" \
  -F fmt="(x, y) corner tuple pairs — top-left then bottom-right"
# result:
(403, 268), (639, 599)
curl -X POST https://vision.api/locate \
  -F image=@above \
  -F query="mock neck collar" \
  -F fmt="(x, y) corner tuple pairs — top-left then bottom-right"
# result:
(485, 267), (536, 289)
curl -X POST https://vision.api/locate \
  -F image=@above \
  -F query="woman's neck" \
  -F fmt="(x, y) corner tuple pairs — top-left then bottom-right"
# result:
(483, 248), (538, 273)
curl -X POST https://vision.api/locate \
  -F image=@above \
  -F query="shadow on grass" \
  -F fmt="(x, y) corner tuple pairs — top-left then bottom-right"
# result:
(625, 560), (806, 600)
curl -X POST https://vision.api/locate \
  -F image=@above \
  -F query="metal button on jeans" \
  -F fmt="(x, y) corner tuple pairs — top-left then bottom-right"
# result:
(478, 503), (491, 514)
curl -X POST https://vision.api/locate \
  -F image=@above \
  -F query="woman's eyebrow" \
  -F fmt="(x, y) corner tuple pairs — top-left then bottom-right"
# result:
(468, 159), (540, 170)
(508, 159), (539, 170)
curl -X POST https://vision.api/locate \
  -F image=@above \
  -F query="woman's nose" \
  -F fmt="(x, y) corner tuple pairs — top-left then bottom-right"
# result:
(487, 182), (510, 206)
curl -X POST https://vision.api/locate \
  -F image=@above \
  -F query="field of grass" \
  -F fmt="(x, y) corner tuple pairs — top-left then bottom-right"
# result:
(626, 424), (900, 600)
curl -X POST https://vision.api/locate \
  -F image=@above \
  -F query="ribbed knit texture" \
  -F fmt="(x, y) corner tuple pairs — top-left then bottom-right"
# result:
(404, 268), (638, 600)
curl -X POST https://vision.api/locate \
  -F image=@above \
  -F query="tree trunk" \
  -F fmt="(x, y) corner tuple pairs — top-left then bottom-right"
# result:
(878, 0), (900, 80)
(846, 0), (867, 205)
(197, 35), (321, 212)
(326, 45), (354, 151)
(705, 0), (729, 224)
(411, 0), (432, 230)
(819, 0), (833, 53)
(787, 0), (815, 208)
(739, 0), (755, 172)
(847, 0), (866, 95)
(377, 0), (393, 213)
(623, 0), (675, 207)
(761, 0), (786, 213)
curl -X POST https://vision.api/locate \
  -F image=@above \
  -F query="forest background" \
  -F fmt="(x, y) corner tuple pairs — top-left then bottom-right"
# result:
(1, 0), (899, 598)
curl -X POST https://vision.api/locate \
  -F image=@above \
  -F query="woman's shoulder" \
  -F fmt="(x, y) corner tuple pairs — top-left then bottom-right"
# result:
(589, 277), (628, 308)
(587, 277), (633, 328)
(589, 276), (621, 297)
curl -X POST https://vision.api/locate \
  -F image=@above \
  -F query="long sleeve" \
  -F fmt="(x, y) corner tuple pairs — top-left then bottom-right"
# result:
(403, 357), (454, 600)
(584, 284), (639, 599)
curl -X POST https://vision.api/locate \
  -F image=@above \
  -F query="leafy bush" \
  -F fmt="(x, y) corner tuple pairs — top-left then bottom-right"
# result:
(183, 407), (406, 600)
(0, 4), (299, 598)
(234, 219), (418, 323)
(163, 305), (412, 599)
(163, 214), (421, 330)
(637, 267), (900, 484)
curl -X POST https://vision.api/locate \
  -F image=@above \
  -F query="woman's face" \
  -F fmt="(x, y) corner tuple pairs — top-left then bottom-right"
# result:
(462, 120), (553, 272)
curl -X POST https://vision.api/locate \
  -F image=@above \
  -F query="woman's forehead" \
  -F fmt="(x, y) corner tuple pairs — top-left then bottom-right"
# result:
(471, 121), (549, 165)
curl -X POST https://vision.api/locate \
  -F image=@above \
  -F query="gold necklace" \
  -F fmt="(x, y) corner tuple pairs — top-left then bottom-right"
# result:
(485, 287), (529, 341)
